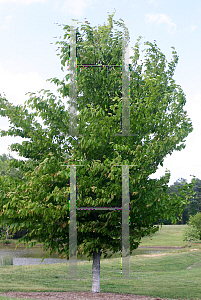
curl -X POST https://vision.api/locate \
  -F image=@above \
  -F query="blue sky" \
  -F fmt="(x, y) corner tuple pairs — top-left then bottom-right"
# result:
(0, 0), (200, 186)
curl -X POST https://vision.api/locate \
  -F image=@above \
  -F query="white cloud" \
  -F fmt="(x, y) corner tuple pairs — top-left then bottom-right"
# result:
(184, 93), (201, 128)
(0, 0), (47, 4)
(0, 15), (12, 30)
(148, 0), (159, 4)
(62, 0), (96, 18)
(194, 93), (201, 102)
(190, 25), (197, 31)
(146, 13), (177, 33)
(0, 62), (45, 105)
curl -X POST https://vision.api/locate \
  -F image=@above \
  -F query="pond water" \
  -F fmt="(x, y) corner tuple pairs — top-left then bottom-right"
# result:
(0, 243), (180, 266)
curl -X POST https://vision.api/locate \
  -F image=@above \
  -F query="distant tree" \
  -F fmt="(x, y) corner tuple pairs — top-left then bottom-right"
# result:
(165, 178), (201, 225)
(0, 153), (7, 162)
(0, 153), (22, 179)
(170, 178), (189, 224)
(157, 178), (191, 225)
(0, 154), (8, 177)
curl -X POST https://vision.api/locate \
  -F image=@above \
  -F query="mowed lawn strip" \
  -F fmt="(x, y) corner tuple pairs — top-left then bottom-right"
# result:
(139, 224), (189, 247)
(0, 249), (201, 299)
(0, 225), (201, 299)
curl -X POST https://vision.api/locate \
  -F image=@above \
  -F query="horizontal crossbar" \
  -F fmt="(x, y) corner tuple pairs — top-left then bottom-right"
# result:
(76, 207), (122, 210)
(77, 64), (122, 67)
(114, 134), (139, 136)
(61, 164), (137, 166)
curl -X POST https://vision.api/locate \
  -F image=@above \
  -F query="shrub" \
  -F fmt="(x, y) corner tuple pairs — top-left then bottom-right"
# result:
(183, 224), (200, 242)
(2, 239), (12, 244)
(183, 212), (201, 242)
(188, 212), (201, 239)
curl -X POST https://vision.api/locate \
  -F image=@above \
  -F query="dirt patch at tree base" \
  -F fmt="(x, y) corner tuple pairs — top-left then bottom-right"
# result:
(0, 291), (180, 300)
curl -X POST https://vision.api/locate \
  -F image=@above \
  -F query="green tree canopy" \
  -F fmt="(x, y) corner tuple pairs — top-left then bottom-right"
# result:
(0, 12), (196, 293)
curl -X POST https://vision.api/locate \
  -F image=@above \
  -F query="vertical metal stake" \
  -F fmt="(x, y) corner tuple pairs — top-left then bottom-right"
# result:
(69, 165), (77, 278)
(69, 26), (77, 137)
(122, 165), (130, 278)
(122, 25), (130, 136)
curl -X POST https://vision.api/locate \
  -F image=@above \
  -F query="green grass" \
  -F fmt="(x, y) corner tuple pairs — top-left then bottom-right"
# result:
(139, 224), (190, 247)
(0, 225), (201, 300)
(0, 250), (201, 299)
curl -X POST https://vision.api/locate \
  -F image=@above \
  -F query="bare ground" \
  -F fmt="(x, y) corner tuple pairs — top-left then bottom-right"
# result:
(0, 291), (180, 300)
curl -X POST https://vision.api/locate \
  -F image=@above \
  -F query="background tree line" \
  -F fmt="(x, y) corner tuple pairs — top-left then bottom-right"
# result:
(157, 177), (201, 225)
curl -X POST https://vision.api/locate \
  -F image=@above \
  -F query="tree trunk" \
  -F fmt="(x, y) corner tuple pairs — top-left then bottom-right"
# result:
(6, 225), (10, 240)
(182, 212), (184, 225)
(92, 249), (100, 293)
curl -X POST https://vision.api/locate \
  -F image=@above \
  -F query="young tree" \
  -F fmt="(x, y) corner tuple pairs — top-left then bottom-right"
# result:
(0, 12), (196, 293)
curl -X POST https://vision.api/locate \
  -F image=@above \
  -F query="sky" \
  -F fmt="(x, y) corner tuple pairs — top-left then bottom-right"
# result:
(0, 0), (200, 187)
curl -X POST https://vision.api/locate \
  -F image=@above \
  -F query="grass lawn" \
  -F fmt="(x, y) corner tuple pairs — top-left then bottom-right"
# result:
(139, 224), (189, 247)
(0, 225), (201, 300)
